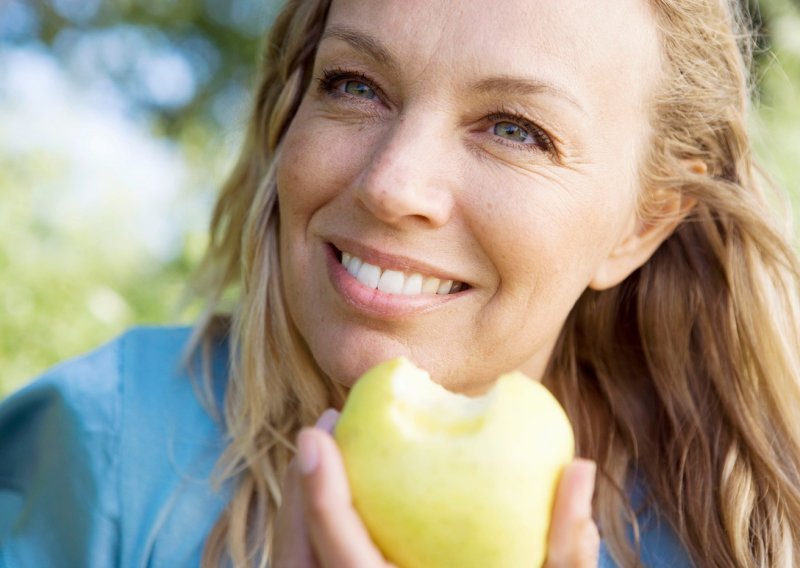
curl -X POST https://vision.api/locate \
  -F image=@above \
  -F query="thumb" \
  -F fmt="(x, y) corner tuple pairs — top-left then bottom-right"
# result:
(545, 459), (600, 568)
(271, 409), (341, 568)
(297, 427), (387, 568)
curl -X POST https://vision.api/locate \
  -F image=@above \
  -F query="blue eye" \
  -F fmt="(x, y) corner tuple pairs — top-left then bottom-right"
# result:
(493, 121), (531, 144)
(342, 80), (376, 99)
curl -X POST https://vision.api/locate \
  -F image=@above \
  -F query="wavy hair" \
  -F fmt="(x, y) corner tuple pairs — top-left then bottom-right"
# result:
(190, 0), (800, 566)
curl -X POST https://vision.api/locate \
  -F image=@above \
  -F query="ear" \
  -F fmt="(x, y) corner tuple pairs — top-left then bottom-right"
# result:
(588, 161), (704, 291)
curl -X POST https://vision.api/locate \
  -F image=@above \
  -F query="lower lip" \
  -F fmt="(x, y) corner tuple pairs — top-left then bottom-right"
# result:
(325, 245), (464, 318)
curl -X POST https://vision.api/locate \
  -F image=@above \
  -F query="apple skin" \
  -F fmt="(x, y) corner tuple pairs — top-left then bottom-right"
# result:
(334, 357), (575, 568)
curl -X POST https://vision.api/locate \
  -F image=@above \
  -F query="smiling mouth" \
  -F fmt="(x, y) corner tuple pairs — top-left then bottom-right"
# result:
(334, 247), (468, 296)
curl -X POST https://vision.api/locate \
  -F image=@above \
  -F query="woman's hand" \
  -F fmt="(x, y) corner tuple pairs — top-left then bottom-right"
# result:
(272, 409), (599, 568)
(272, 409), (391, 568)
(544, 459), (600, 567)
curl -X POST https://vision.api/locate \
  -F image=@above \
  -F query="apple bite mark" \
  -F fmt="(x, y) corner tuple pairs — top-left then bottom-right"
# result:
(389, 360), (494, 437)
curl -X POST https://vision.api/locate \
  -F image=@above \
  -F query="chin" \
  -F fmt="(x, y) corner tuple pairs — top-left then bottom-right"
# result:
(311, 339), (485, 396)
(311, 337), (412, 390)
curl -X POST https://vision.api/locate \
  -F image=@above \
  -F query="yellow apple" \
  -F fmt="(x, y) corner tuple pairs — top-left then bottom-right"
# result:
(334, 357), (575, 568)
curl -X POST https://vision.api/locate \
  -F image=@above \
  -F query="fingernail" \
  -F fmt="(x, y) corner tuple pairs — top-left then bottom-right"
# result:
(298, 430), (319, 475)
(315, 408), (340, 434)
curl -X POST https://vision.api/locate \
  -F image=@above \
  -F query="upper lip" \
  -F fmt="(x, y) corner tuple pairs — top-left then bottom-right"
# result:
(328, 235), (471, 286)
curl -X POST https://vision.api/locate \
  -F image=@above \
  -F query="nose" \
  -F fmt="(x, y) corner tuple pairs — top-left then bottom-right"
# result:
(354, 114), (456, 229)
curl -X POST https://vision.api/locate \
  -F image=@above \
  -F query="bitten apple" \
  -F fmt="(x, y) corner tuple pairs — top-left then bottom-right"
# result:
(334, 357), (575, 568)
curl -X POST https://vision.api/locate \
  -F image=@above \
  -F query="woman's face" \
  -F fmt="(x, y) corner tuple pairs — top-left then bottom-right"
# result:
(277, 0), (661, 394)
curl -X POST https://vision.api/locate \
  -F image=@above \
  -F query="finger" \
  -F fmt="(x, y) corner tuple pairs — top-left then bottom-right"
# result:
(298, 427), (387, 568)
(545, 459), (600, 568)
(272, 461), (319, 568)
(271, 411), (338, 568)
(315, 408), (340, 435)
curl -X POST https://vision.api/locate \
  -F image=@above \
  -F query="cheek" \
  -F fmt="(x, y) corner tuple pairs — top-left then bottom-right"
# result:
(277, 98), (382, 216)
(466, 169), (632, 313)
(278, 122), (343, 222)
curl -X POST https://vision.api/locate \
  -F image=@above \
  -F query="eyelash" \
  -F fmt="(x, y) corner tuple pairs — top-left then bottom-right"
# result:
(317, 68), (556, 156)
(486, 108), (555, 156)
(318, 68), (382, 101)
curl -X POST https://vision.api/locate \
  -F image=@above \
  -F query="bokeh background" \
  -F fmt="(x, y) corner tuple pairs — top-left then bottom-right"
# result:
(1, 0), (799, 397)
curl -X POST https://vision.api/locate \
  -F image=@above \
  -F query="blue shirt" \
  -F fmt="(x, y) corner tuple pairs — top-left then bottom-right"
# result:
(0, 326), (231, 567)
(0, 326), (693, 567)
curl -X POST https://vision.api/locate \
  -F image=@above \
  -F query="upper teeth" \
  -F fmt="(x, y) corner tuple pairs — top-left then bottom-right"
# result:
(341, 252), (463, 296)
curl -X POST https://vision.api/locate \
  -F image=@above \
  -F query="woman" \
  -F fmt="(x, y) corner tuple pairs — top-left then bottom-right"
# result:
(196, 0), (800, 565)
(2, 0), (799, 566)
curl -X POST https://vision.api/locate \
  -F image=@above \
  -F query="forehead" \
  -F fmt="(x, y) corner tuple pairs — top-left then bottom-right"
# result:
(325, 0), (662, 117)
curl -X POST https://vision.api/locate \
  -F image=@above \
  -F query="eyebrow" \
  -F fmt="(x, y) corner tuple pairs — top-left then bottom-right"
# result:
(320, 25), (399, 74)
(469, 76), (585, 114)
(320, 25), (584, 114)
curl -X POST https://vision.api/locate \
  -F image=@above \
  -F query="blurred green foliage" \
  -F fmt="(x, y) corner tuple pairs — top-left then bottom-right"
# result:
(0, 0), (281, 395)
(753, 0), (800, 213)
(1, 0), (800, 397)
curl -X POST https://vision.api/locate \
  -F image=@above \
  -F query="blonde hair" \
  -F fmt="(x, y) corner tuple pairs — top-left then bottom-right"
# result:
(191, 0), (800, 566)
(548, 1), (800, 566)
